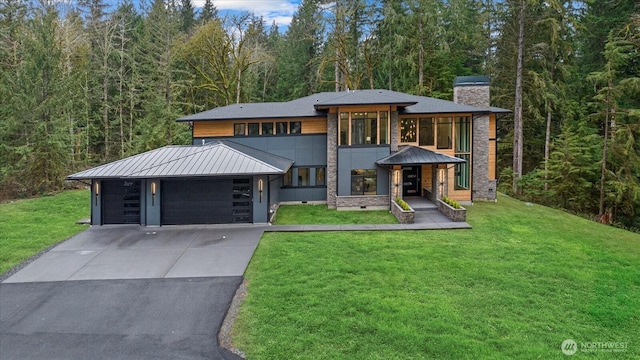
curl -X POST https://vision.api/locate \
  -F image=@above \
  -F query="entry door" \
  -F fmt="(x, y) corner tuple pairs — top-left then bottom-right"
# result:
(402, 167), (421, 196)
(102, 180), (141, 224)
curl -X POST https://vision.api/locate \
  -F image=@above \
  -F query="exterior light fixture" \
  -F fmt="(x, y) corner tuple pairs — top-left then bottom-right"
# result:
(151, 181), (157, 206)
(258, 179), (263, 203)
(94, 181), (100, 205)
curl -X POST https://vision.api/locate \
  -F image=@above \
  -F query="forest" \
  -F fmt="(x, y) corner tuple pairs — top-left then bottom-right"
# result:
(0, 0), (638, 230)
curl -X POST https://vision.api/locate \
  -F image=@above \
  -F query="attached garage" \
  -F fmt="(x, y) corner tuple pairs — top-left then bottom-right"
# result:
(67, 140), (292, 226)
(161, 178), (252, 225)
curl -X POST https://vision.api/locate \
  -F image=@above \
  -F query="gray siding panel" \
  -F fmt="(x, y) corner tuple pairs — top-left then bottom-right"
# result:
(199, 135), (327, 166)
(280, 187), (327, 202)
(337, 147), (391, 196)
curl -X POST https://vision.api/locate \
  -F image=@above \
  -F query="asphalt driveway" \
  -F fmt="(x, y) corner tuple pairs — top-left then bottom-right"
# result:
(1, 277), (243, 360)
(1, 225), (265, 359)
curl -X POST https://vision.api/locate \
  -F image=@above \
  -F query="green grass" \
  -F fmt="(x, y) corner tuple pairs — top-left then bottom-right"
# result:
(234, 194), (640, 359)
(273, 204), (398, 225)
(0, 190), (90, 274)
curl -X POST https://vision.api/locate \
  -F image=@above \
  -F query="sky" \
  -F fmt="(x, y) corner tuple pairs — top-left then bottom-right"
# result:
(200, 0), (302, 29)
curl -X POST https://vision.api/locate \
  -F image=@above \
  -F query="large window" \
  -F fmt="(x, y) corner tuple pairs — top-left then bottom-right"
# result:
(351, 112), (377, 145)
(380, 111), (389, 144)
(455, 154), (470, 190)
(437, 117), (452, 149)
(455, 116), (471, 190)
(351, 169), (377, 195)
(455, 116), (470, 152)
(419, 117), (434, 146)
(339, 111), (389, 146)
(340, 112), (349, 145)
(400, 118), (417, 143)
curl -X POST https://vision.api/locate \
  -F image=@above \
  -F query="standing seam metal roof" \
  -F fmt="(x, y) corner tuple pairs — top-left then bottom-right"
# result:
(66, 140), (294, 180)
(376, 146), (466, 166)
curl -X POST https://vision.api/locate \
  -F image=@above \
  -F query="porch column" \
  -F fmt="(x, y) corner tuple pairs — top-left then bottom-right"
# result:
(392, 166), (402, 199)
(432, 165), (449, 200)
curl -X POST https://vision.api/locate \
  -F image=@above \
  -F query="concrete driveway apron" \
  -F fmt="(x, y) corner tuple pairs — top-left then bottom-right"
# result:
(3, 224), (265, 282)
(1, 225), (265, 360)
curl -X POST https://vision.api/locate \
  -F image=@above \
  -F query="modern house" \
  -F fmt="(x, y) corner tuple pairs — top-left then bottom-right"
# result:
(68, 76), (510, 226)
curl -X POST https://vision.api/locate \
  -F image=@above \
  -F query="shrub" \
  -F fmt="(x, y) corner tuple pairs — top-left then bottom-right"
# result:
(395, 197), (412, 211)
(441, 196), (462, 209)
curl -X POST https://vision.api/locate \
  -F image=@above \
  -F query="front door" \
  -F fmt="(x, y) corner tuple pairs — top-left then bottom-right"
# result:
(402, 166), (420, 196)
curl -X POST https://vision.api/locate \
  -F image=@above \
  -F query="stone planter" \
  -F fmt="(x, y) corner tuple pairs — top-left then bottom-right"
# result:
(391, 200), (415, 224)
(437, 199), (466, 222)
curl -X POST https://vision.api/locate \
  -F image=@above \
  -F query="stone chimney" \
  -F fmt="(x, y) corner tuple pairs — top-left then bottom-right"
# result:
(453, 75), (490, 108)
(453, 76), (496, 201)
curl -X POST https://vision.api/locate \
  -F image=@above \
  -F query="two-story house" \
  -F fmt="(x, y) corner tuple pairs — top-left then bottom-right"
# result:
(69, 76), (510, 226)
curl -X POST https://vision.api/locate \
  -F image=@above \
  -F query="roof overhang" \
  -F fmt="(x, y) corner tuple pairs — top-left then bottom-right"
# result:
(67, 140), (294, 180)
(376, 146), (466, 166)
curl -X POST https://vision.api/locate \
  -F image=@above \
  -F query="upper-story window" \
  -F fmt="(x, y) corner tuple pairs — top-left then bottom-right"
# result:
(248, 123), (260, 136)
(234, 121), (301, 136)
(339, 111), (389, 146)
(419, 118), (434, 146)
(400, 116), (457, 150)
(234, 123), (245, 136)
(437, 117), (452, 149)
(401, 118), (417, 143)
(262, 122), (274, 135)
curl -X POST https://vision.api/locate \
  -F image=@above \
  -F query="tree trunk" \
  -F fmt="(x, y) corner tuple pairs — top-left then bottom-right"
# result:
(512, 0), (525, 194)
(418, 13), (424, 96)
(544, 103), (551, 191)
(599, 85), (611, 216)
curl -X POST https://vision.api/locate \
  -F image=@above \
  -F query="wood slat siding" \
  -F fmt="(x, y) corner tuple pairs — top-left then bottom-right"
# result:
(193, 117), (327, 138)
(489, 140), (497, 180)
(193, 120), (235, 137)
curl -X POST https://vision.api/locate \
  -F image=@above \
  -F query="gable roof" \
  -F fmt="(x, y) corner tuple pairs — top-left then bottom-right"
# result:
(376, 146), (466, 166)
(67, 140), (294, 180)
(177, 89), (511, 122)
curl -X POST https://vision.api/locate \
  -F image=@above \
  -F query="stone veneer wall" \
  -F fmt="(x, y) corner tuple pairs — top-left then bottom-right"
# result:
(327, 113), (338, 208)
(390, 111), (399, 152)
(335, 195), (389, 209)
(453, 84), (495, 201)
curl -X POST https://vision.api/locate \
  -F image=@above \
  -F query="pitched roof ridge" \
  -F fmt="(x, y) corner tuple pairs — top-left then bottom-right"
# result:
(219, 140), (293, 172)
(125, 143), (224, 176)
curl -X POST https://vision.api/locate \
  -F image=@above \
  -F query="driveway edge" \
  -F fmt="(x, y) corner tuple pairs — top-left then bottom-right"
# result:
(218, 278), (249, 359)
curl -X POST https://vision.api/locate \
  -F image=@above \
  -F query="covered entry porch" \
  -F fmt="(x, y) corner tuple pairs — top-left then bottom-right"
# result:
(376, 145), (466, 203)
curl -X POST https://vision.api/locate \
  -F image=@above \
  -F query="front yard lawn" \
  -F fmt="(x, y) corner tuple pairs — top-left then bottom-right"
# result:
(273, 204), (398, 225)
(234, 195), (640, 359)
(0, 190), (89, 274)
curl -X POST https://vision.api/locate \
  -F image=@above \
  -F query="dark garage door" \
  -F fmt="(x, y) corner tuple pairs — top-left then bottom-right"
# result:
(102, 180), (141, 224)
(161, 179), (252, 225)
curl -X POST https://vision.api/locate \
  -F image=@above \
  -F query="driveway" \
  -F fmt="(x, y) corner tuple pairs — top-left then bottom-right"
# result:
(1, 225), (265, 360)
(3, 225), (265, 282)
